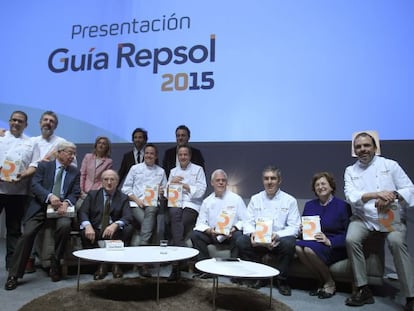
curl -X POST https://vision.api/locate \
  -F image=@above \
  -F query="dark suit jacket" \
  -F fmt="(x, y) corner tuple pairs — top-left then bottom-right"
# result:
(24, 160), (80, 221)
(78, 188), (132, 230)
(162, 146), (205, 178)
(118, 151), (135, 184)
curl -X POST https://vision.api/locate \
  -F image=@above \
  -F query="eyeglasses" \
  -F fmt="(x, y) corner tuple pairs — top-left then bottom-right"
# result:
(61, 149), (76, 156)
(10, 118), (25, 124)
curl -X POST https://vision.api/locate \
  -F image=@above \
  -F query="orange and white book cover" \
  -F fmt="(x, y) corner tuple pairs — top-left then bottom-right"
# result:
(302, 215), (321, 240)
(1, 158), (22, 181)
(215, 206), (236, 235)
(144, 184), (159, 207)
(255, 217), (273, 244)
(378, 202), (401, 232)
(168, 184), (183, 207)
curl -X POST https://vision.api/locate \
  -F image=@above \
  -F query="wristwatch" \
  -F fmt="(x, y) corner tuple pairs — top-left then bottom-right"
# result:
(393, 191), (400, 200)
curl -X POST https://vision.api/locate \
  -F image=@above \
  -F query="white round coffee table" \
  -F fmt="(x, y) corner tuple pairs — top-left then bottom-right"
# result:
(73, 246), (199, 303)
(196, 258), (279, 310)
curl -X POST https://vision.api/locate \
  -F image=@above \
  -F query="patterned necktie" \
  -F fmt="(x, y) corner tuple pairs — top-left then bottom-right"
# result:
(52, 166), (64, 198)
(101, 194), (111, 231)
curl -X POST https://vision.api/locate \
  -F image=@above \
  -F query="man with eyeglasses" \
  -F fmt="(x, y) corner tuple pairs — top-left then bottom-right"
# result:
(4, 141), (80, 290)
(0, 111), (35, 272)
(26, 110), (77, 175)
(24, 110), (77, 273)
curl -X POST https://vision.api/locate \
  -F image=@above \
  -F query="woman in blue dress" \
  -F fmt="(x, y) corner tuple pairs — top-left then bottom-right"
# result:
(296, 172), (351, 299)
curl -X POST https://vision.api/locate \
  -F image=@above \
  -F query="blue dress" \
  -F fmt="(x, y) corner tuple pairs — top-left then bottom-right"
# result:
(296, 197), (351, 265)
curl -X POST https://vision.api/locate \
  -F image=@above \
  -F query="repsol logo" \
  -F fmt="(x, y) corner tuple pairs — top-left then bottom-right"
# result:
(48, 34), (215, 74)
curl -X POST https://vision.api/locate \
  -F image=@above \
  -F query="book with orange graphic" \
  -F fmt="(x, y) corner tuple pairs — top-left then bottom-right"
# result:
(254, 217), (272, 244)
(167, 184), (183, 207)
(302, 215), (321, 240)
(215, 206), (236, 235)
(1, 158), (22, 181)
(378, 202), (401, 232)
(143, 184), (159, 207)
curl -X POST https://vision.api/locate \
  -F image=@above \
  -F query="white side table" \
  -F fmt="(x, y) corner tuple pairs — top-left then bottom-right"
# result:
(73, 246), (199, 303)
(196, 258), (279, 310)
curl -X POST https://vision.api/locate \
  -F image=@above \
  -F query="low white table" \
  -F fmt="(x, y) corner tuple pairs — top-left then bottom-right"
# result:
(73, 246), (199, 303)
(196, 258), (279, 310)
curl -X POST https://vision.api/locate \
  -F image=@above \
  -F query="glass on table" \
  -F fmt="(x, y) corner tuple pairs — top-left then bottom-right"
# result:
(160, 240), (168, 254)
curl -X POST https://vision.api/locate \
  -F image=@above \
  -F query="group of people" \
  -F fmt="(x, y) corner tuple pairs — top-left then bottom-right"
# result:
(0, 110), (413, 310)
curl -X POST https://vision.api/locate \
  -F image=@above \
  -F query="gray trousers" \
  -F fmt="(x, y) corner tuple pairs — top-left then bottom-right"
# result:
(131, 206), (157, 245)
(346, 218), (414, 297)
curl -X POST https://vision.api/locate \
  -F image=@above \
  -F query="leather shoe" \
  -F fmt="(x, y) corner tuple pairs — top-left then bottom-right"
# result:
(345, 286), (374, 306)
(405, 299), (414, 311)
(247, 279), (268, 289)
(309, 288), (322, 296)
(276, 279), (291, 296)
(167, 267), (181, 282)
(318, 282), (336, 299)
(193, 272), (212, 279)
(94, 263), (108, 280)
(230, 277), (244, 285)
(25, 257), (36, 274)
(138, 265), (152, 278)
(4, 276), (18, 290)
(49, 258), (61, 282)
(112, 264), (123, 279)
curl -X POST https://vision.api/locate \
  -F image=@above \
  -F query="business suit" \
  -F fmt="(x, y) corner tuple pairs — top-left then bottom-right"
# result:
(9, 160), (80, 278)
(118, 150), (136, 185)
(162, 146), (205, 178)
(78, 188), (132, 248)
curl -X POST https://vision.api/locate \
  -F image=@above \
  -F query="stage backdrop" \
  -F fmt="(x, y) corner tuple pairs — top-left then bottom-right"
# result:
(1, 1), (414, 143)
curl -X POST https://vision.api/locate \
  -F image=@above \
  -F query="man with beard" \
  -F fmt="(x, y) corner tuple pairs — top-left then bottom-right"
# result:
(344, 132), (414, 310)
(25, 111), (76, 273)
(118, 128), (149, 185)
(30, 111), (76, 169)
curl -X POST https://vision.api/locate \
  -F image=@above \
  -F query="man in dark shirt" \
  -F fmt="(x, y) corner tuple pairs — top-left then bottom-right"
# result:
(162, 125), (205, 178)
(118, 128), (148, 184)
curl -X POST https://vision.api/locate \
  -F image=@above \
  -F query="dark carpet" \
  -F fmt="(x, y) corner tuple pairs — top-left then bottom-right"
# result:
(19, 277), (292, 311)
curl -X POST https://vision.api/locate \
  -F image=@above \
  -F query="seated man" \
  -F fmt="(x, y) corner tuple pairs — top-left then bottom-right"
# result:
(344, 132), (414, 309)
(190, 169), (247, 278)
(236, 165), (300, 295)
(5, 141), (80, 290)
(121, 143), (167, 277)
(78, 169), (133, 280)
